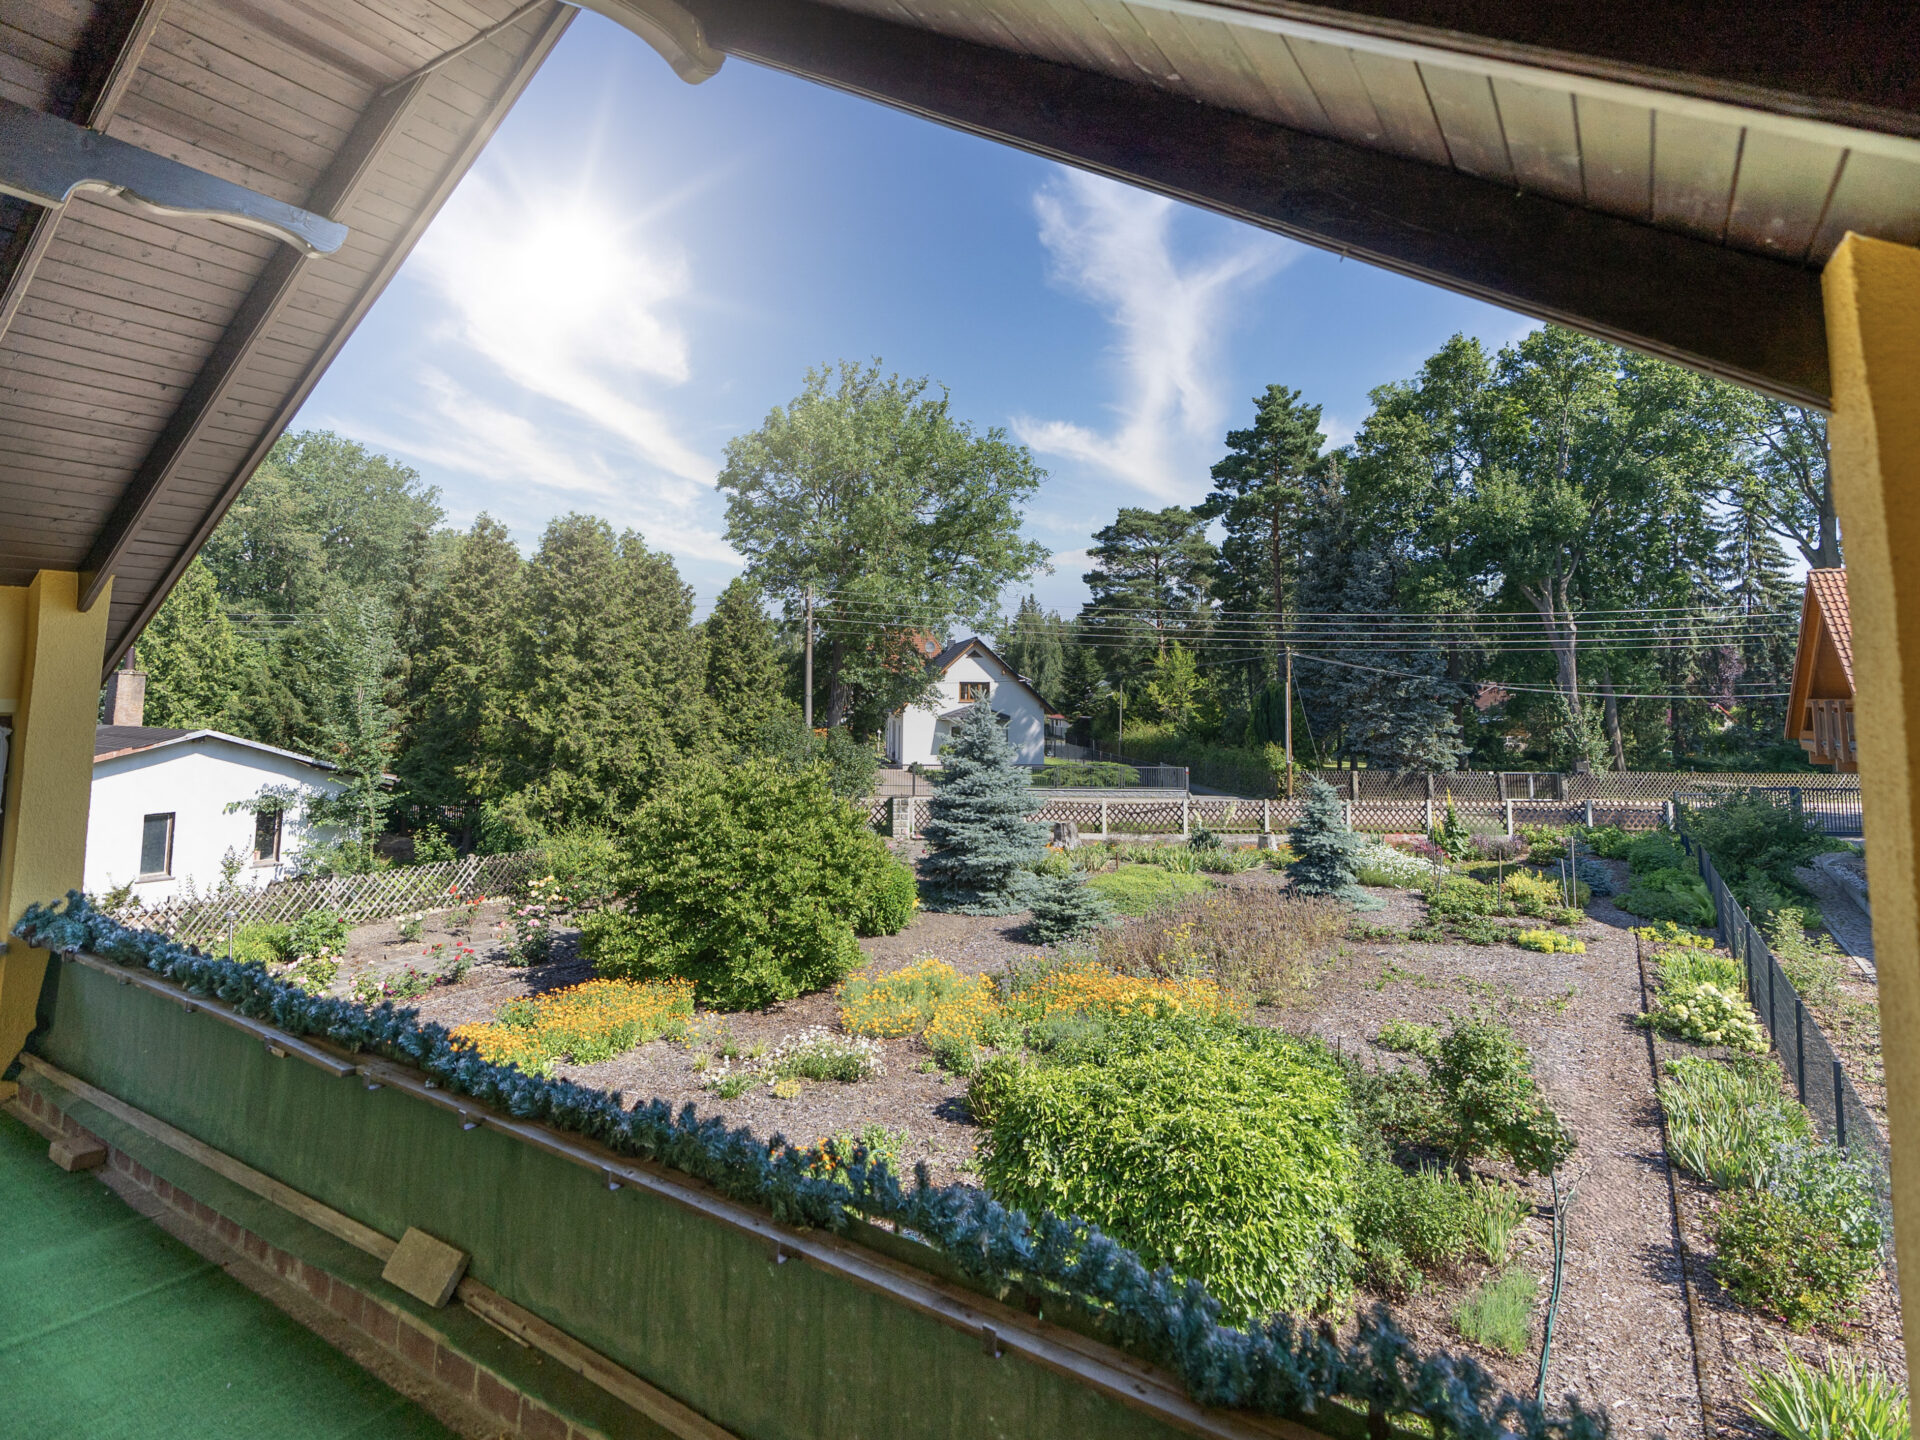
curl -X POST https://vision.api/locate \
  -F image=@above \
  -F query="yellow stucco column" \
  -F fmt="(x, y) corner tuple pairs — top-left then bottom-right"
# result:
(1823, 232), (1920, 1381)
(0, 571), (110, 1102)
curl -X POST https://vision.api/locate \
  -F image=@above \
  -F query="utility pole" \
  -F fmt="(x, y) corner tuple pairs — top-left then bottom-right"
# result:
(802, 584), (814, 730)
(1116, 688), (1124, 756)
(1284, 646), (1294, 799)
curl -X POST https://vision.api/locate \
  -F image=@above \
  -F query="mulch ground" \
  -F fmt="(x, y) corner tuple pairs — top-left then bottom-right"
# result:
(339, 861), (1902, 1431)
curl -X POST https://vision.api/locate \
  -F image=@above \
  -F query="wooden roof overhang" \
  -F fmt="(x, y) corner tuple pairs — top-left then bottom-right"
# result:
(3, 1), (1918, 680)
(0, 0), (579, 676)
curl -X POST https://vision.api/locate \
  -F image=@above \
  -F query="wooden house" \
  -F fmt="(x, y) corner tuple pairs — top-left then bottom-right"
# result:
(1786, 569), (1857, 770)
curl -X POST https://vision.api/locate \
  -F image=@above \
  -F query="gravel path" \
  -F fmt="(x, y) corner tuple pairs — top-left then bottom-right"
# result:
(1271, 894), (1705, 1439)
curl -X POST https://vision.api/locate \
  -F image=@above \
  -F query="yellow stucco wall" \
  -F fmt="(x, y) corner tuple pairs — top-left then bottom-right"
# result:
(0, 572), (109, 1101)
(1822, 232), (1920, 1386)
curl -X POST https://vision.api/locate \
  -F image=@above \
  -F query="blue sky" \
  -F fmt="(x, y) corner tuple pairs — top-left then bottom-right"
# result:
(297, 11), (1537, 618)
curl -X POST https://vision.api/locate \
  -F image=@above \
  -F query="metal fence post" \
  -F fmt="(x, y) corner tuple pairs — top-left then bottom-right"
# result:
(1835, 1060), (1849, 1151)
(1768, 956), (1778, 1050)
(1795, 997), (1807, 1104)
(1181, 796), (1190, 837)
(1344, 800), (1354, 829)
(1100, 798), (1109, 838)
(1504, 800), (1514, 836)
(1584, 800), (1594, 826)
(1262, 799), (1270, 833)
(1425, 796), (1435, 833)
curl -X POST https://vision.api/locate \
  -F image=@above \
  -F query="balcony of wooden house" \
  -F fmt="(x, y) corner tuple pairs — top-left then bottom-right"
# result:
(1788, 571), (1859, 773)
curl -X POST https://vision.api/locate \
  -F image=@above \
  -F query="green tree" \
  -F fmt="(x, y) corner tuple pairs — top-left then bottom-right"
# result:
(480, 514), (707, 829)
(203, 429), (443, 612)
(717, 361), (1049, 730)
(297, 592), (402, 873)
(998, 595), (1067, 703)
(393, 516), (524, 846)
(921, 699), (1047, 914)
(702, 576), (790, 747)
(134, 558), (251, 729)
(1198, 385), (1327, 673)
(1078, 506), (1215, 689)
(1745, 401), (1839, 569)
(1286, 779), (1365, 902)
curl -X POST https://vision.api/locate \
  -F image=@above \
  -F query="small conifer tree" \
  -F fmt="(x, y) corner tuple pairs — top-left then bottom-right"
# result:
(1287, 777), (1367, 902)
(1026, 870), (1113, 943)
(1431, 796), (1473, 859)
(921, 699), (1047, 913)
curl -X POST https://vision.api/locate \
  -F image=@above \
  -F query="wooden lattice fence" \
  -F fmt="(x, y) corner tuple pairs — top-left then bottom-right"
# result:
(115, 850), (545, 948)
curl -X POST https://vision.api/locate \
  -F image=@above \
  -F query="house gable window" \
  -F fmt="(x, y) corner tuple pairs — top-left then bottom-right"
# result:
(253, 809), (282, 864)
(139, 813), (175, 879)
(958, 680), (991, 702)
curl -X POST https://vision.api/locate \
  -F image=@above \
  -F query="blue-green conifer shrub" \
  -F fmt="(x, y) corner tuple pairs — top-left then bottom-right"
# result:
(1287, 779), (1368, 903)
(920, 699), (1047, 914)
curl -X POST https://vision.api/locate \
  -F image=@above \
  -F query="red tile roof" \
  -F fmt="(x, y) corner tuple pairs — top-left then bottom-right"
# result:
(1809, 568), (1853, 690)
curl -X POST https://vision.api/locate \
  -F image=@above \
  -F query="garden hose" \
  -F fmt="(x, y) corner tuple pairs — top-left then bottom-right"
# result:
(1535, 1168), (1569, 1405)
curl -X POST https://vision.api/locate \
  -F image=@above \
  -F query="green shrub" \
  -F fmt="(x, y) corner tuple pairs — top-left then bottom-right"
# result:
(1454, 1267), (1537, 1355)
(232, 921), (291, 965)
(755, 713), (878, 800)
(1429, 1016), (1574, 1175)
(1376, 1019), (1439, 1058)
(1619, 868), (1716, 927)
(1430, 802), (1473, 861)
(1579, 826), (1634, 860)
(1428, 876), (1499, 918)
(286, 909), (349, 961)
(1627, 831), (1689, 875)
(581, 758), (887, 1009)
(1086, 865), (1209, 917)
(541, 824), (623, 913)
(850, 853), (918, 937)
(1642, 981), (1768, 1054)
(1352, 1160), (1476, 1290)
(1713, 1183), (1880, 1332)
(975, 1016), (1357, 1320)
(1026, 871), (1114, 943)
(1742, 1351), (1911, 1440)
(1038, 759), (1140, 788)
(1685, 790), (1841, 892)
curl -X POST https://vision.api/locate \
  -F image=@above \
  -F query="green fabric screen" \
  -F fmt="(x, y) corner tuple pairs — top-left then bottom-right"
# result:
(29, 960), (1198, 1440)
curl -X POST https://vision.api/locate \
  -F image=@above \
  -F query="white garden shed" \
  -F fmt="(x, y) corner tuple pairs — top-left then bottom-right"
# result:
(86, 726), (346, 903)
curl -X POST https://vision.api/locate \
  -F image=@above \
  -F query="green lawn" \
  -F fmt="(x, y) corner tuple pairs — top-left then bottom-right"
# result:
(1086, 865), (1211, 916)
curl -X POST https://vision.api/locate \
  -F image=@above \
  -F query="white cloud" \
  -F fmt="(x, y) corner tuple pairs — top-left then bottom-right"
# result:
(410, 172), (714, 486)
(1013, 171), (1294, 500)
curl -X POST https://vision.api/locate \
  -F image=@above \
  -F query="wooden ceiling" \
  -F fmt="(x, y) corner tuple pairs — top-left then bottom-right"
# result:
(2, 0), (1916, 677)
(0, 0), (572, 673)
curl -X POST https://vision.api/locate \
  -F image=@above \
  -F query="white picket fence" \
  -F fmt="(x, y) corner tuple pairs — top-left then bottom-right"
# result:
(115, 850), (544, 948)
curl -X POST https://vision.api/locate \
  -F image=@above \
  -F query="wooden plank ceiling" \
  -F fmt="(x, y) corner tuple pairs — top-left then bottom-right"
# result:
(0, 0), (572, 673)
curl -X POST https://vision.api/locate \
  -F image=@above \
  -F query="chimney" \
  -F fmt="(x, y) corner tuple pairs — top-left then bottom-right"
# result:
(104, 663), (146, 727)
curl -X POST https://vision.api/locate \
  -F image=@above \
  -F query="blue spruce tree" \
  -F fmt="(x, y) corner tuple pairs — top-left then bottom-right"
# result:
(1026, 870), (1114, 943)
(1287, 777), (1368, 903)
(921, 699), (1047, 913)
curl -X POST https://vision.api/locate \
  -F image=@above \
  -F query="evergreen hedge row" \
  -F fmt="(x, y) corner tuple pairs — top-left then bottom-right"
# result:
(14, 892), (1607, 1440)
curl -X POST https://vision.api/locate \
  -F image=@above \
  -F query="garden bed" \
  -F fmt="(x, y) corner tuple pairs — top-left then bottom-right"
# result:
(312, 844), (1901, 1438)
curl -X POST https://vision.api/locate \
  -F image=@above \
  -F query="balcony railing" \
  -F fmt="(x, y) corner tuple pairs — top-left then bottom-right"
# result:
(1806, 697), (1858, 768)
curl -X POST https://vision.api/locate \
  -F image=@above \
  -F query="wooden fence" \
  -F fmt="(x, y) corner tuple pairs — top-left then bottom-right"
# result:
(114, 850), (544, 948)
(869, 792), (1676, 839)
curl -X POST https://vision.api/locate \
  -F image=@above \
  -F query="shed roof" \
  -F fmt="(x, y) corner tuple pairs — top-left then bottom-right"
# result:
(95, 724), (337, 772)
(1785, 567), (1855, 742)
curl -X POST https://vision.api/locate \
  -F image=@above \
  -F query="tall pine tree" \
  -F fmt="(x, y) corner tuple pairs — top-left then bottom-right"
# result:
(135, 558), (250, 729)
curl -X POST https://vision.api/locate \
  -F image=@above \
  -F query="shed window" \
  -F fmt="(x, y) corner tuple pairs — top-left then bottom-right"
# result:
(139, 814), (174, 878)
(959, 680), (991, 702)
(253, 810), (282, 863)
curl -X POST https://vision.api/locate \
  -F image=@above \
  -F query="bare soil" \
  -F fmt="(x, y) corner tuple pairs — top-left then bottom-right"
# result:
(334, 863), (1901, 1431)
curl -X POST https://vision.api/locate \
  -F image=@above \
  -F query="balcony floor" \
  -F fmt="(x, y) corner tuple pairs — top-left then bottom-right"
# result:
(0, 1111), (454, 1439)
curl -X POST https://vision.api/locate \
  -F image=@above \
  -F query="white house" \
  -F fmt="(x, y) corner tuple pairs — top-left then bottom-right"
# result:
(86, 724), (346, 903)
(885, 637), (1049, 768)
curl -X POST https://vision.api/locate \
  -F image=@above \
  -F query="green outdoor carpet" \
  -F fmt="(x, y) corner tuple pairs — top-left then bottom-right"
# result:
(0, 1110), (456, 1440)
